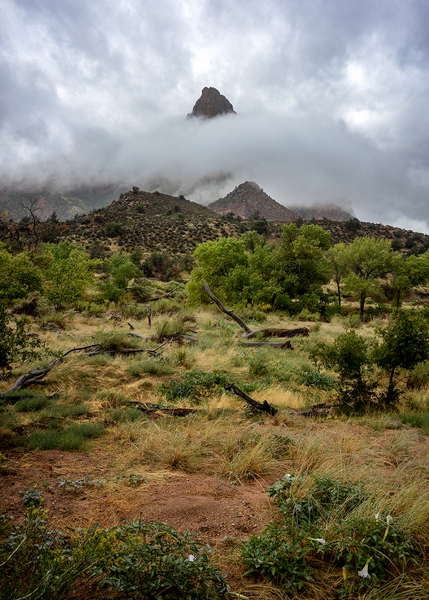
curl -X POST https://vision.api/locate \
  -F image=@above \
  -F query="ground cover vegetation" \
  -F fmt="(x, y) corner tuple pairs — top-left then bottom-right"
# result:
(1, 208), (429, 599)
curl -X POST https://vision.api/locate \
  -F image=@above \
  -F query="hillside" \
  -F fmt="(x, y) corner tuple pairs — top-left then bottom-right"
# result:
(0, 183), (125, 221)
(63, 187), (243, 255)
(209, 181), (296, 220)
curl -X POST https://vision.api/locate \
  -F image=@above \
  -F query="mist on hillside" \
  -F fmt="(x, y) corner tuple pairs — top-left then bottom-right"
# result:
(2, 110), (427, 230)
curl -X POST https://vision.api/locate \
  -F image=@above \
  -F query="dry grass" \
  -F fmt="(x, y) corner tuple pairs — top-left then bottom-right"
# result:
(2, 302), (429, 598)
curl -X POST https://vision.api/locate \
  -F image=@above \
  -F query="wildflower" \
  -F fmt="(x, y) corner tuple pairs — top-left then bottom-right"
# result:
(386, 515), (393, 524)
(358, 559), (371, 579)
(309, 537), (326, 545)
(187, 554), (195, 562)
(374, 513), (380, 520)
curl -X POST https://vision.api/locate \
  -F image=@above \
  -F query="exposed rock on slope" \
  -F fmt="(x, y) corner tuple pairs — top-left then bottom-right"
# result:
(187, 87), (236, 119)
(208, 181), (296, 221)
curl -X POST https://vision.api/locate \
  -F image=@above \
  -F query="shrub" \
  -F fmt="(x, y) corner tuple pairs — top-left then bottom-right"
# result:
(241, 474), (421, 597)
(104, 222), (123, 237)
(310, 330), (377, 413)
(0, 507), (227, 600)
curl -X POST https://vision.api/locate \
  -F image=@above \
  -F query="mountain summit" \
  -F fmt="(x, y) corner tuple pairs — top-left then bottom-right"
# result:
(208, 181), (296, 221)
(187, 87), (236, 118)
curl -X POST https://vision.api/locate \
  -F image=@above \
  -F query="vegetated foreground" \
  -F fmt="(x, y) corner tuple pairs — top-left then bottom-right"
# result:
(1, 304), (429, 599)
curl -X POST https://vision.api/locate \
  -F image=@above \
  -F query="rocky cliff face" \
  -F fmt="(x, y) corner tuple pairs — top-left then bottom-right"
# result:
(208, 181), (296, 221)
(188, 87), (236, 118)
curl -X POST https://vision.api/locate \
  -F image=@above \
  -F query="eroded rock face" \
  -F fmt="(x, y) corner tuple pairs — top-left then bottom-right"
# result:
(188, 87), (236, 118)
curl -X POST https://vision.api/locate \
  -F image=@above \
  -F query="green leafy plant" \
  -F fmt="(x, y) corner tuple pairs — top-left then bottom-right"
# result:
(0, 304), (47, 380)
(241, 475), (421, 598)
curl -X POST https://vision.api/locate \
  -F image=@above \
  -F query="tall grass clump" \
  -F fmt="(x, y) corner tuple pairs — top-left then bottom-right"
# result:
(26, 422), (105, 451)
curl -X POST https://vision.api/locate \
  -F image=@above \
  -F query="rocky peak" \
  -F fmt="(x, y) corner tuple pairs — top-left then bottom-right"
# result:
(208, 181), (296, 221)
(188, 87), (236, 119)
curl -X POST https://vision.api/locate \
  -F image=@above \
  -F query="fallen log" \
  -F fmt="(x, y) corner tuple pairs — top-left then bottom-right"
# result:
(203, 281), (310, 340)
(225, 382), (278, 416)
(0, 345), (101, 396)
(128, 401), (199, 417)
(242, 341), (293, 349)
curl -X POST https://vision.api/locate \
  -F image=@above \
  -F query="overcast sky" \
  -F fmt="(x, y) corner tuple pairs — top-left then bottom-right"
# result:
(1, 0), (429, 230)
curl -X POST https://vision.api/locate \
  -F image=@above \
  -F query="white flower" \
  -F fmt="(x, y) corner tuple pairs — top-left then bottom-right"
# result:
(358, 563), (371, 579)
(374, 513), (380, 520)
(386, 515), (393, 524)
(314, 538), (326, 545)
(187, 554), (195, 562)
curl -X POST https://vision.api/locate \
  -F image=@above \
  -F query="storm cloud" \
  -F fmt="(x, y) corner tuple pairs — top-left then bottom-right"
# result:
(1, 0), (429, 230)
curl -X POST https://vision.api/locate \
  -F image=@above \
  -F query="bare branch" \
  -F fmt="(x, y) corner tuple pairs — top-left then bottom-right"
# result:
(202, 281), (252, 334)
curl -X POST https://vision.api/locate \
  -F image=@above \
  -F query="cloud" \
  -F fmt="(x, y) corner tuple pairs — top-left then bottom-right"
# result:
(1, 0), (429, 230)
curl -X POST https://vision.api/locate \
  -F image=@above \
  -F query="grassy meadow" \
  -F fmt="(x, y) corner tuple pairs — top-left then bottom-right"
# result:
(1, 292), (429, 599)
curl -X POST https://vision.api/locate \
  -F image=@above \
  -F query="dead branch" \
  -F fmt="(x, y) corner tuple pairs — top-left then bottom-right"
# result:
(225, 382), (278, 416)
(0, 345), (101, 396)
(145, 287), (179, 302)
(128, 401), (199, 417)
(203, 281), (252, 334)
(242, 341), (293, 349)
(202, 281), (309, 339)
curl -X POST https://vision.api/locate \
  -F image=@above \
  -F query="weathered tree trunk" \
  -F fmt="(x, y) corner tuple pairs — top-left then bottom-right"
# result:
(0, 345), (101, 396)
(203, 281), (253, 334)
(225, 383), (278, 416)
(203, 281), (310, 339)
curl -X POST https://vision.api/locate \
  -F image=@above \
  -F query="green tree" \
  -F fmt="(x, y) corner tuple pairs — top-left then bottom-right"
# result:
(326, 243), (349, 308)
(390, 252), (429, 307)
(99, 252), (140, 302)
(373, 310), (429, 406)
(310, 331), (376, 413)
(43, 242), (99, 309)
(0, 304), (46, 379)
(186, 238), (249, 305)
(276, 223), (331, 311)
(0, 245), (43, 303)
(187, 225), (332, 311)
(343, 237), (397, 320)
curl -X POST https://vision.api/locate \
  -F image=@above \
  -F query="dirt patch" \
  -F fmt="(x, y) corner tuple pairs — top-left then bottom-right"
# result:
(0, 449), (272, 537)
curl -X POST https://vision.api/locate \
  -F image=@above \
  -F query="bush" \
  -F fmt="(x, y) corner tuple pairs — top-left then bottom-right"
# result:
(241, 474), (421, 597)
(310, 330), (376, 413)
(104, 222), (123, 237)
(0, 509), (227, 600)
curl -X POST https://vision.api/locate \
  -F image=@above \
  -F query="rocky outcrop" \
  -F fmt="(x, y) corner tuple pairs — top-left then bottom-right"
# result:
(187, 87), (236, 119)
(208, 181), (296, 221)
